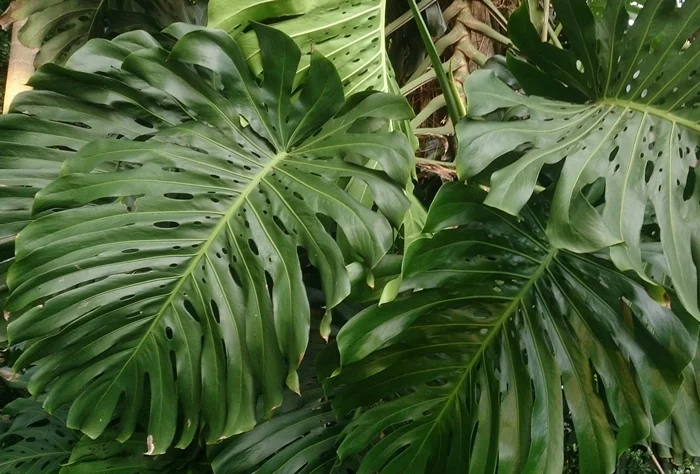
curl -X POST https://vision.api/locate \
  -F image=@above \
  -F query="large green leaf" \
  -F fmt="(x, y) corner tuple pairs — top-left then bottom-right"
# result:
(328, 183), (697, 474)
(0, 29), (188, 314)
(0, 0), (207, 66)
(0, 398), (78, 473)
(205, 0), (422, 302)
(456, 0), (700, 317)
(4, 25), (412, 455)
(207, 0), (396, 95)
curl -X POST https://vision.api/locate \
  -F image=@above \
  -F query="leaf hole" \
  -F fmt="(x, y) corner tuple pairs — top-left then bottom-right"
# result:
(210, 300), (220, 324)
(183, 299), (200, 322)
(154, 221), (180, 229)
(164, 193), (194, 201)
(248, 239), (259, 255)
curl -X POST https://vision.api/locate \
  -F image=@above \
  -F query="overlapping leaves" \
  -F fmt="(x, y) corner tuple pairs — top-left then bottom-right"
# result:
(4, 25), (412, 454)
(208, 0), (395, 95)
(0, 28), (189, 318)
(650, 342), (700, 460)
(328, 183), (698, 474)
(456, 0), (700, 317)
(211, 331), (348, 474)
(0, 0), (208, 66)
(0, 398), (78, 473)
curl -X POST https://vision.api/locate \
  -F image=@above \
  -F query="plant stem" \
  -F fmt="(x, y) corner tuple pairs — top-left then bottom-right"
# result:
(386, 0), (437, 35)
(481, 0), (508, 29)
(415, 125), (454, 135)
(465, 19), (511, 46)
(407, 0), (464, 125)
(645, 446), (665, 474)
(541, 0), (550, 42)
(415, 157), (456, 167)
(548, 23), (562, 48)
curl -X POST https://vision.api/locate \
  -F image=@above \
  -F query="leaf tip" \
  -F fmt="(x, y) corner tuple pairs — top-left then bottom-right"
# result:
(320, 310), (332, 342)
(286, 370), (301, 395)
(366, 271), (375, 289)
(145, 435), (155, 456)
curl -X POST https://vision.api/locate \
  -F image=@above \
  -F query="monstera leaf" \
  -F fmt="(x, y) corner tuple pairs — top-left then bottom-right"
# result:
(0, 398), (79, 473)
(456, 0), (700, 317)
(205, 0), (422, 305)
(211, 331), (347, 474)
(208, 0), (396, 95)
(4, 25), (413, 455)
(327, 183), (698, 474)
(60, 432), (208, 473)
(0, 0), (208, 66)
(0, 29), (190, 315)
(649, 342), (700, 460)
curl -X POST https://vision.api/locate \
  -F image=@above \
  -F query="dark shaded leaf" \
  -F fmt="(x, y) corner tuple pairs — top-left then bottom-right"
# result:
(327, 182), (697, 474)
(0, 398), (78, 474)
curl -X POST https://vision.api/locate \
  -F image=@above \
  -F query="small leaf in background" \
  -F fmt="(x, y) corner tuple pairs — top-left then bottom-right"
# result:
(0, 0), (208, 66)
(0, 398), (78, 474)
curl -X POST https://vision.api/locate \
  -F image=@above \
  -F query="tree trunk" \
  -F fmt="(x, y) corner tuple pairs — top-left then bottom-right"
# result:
(2, 20), (35, 113)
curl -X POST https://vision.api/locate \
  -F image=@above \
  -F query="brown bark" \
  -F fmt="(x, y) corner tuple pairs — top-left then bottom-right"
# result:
(444, 0), (496, 92)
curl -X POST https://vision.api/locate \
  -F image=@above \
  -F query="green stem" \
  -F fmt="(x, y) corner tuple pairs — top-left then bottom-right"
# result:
(541, 0), (550, 42)
(466, 20), (511, 46)
(386, 0), (437, 35)
(416, 157), (456, 167)
(548, 22), (562, 48)
(415, 125), (454, 135)
(407, 0), (464, 125)
(481, 0), (508, 29)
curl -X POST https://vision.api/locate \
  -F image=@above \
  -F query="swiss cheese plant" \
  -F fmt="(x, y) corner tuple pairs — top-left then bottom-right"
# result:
(1, 0), (699, 473)
(458, 0), (700, 318)
(2, 24), (413, 455)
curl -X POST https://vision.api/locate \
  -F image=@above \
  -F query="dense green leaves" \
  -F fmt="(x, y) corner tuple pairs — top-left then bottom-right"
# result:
(456, 0), (700, 317)
(328, 183), (697, 474)
(211, 333), (347, 474)
(60, 432), (208, 473)
(0, 0), (207, 66)
(650, 343), (700, 460)
(207, 0), (395, 95)
(0, 29), (188, 315)
(4, 25), (412, 454)
(0, 398), (78, 473)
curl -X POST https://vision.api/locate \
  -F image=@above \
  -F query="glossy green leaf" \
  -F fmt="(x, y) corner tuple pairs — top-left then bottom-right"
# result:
(5, 25), (412, 455)
(0, 0), (207, 66)
(207, 0), (396, 95)
(212, 333), (347, 474)
(456, 0), (700, 317)
(329, 182), (697, 474)
(0, 29), (188, 314)
(0, 398), (78, 474)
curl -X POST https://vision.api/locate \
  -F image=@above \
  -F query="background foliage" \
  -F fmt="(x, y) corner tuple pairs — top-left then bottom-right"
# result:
(0, 0), (699, 473)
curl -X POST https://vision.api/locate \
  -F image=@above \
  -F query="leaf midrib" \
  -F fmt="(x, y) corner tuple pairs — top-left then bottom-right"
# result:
(602, 98), (700, 132)
(406, 247), (559, 463)
(85, 151), (289, 435)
